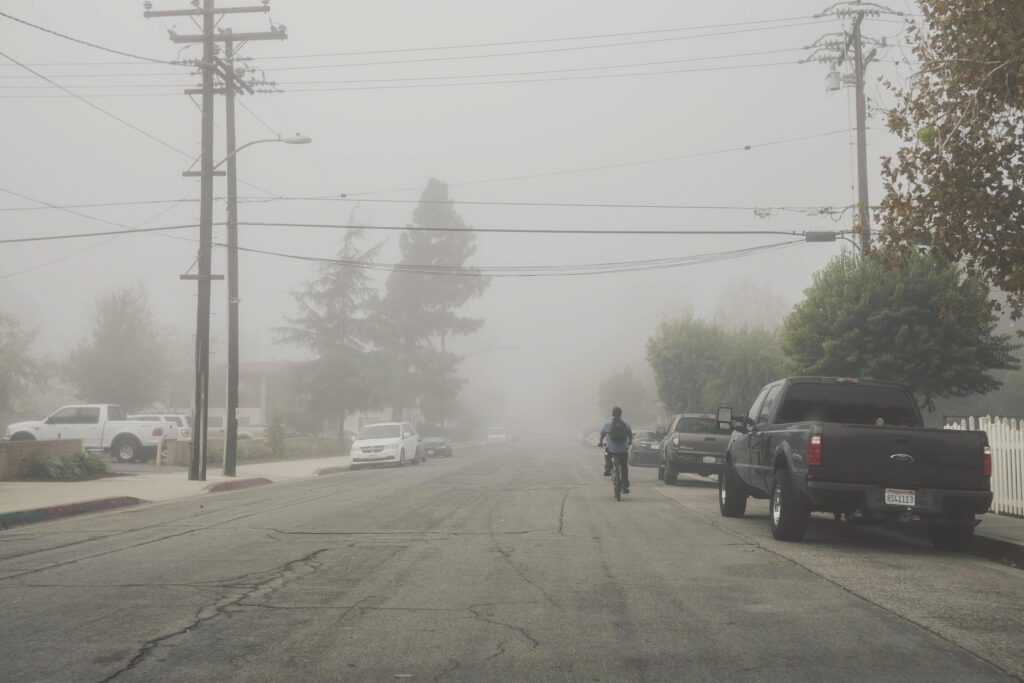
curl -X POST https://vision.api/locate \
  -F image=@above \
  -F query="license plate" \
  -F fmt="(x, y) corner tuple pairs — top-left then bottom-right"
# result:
(884, 488), (916, 506)
(702, 456), (718, 464)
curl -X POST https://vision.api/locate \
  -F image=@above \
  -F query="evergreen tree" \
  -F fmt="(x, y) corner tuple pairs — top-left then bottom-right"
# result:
(376, 179), (489, 420)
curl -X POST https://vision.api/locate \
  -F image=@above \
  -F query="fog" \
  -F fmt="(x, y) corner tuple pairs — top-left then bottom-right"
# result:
(0, 1), (917, 433)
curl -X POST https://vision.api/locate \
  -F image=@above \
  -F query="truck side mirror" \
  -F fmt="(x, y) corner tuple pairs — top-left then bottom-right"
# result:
(717, 407), (732, 432)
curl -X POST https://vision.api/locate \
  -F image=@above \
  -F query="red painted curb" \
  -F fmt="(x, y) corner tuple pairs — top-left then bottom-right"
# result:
(1, 496), (145, 529)
(202, 477), (273, 493)
(312, 466), (346, 476)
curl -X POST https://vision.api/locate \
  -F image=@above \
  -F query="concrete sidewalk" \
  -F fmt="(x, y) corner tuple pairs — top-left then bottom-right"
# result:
(0, 455), (355, 527)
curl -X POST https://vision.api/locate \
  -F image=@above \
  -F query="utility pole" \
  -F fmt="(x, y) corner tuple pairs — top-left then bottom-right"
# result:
(803, 1), (902, 256)
(146, 0), (281, 480)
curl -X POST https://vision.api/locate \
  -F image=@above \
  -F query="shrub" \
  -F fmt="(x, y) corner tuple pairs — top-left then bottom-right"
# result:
(15, 451), (110, 481)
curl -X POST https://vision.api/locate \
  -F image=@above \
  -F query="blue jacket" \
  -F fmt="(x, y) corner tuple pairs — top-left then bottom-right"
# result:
(600, 419), (632, 454)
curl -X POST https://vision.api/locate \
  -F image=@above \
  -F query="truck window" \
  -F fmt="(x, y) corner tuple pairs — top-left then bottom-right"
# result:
(108, 406), (128, 421)
(49, 407), (77, 424)
(757, 385), (781, 426)
(774, 383), (921, 426)
(675, 417), (718, 434)
(75, 407), (100, 424)
(747, 388), (770, 424)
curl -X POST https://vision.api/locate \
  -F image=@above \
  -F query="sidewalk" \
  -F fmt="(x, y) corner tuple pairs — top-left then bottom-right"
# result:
(0, 455), (354, 527)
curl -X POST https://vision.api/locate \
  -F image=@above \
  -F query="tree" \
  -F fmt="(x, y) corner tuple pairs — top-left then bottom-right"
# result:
(275, 227), (383, 436)
(646, 315), (784, 415)
(0, 313), (49, 412)
(64, 288), (166, 409)
(879, 1), (1024, 319)
(376, 179), (489, 419)
(782, 251), (1019, 411)
(597, 365), (660, 427)
(646, 316), (726, 413)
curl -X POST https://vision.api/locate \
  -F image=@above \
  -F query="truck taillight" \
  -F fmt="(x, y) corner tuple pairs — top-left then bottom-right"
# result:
(153, 427), (164, 437)
(807, 434), (822, 466)
(982, 444), (991, 477)
(672, 436), (679, 447)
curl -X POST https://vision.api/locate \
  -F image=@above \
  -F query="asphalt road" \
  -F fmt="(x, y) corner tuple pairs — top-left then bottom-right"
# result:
(1, 440), (1021, 682)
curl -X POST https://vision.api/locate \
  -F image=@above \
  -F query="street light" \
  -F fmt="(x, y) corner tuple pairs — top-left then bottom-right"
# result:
(222, 133), (310, 477)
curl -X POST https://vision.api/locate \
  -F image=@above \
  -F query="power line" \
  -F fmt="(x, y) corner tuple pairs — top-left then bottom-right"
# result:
(0, 49), (193, 158)
(0, 220), (826, 245)
(255, 15), (821, 61)
(0, 11), (182, 65)
(251, 21), (827, 73)
(233, 239), (806, 278)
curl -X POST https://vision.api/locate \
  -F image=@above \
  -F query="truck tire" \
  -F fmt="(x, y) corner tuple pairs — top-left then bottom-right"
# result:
(9, 432), (36, 441)
(719, 461), (747, 517)
(928, 522), (974, 552)
(112, 437), (141, 463)
(663, 457), (678, 485)
(769, 469), (809, 541)
(656, 455), (665, 481)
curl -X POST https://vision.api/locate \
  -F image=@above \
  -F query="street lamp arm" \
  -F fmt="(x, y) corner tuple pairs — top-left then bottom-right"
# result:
(212, 134), (311, 170)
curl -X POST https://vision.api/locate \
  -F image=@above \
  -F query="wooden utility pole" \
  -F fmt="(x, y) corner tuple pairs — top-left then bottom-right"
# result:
(145, 1), (281, 480)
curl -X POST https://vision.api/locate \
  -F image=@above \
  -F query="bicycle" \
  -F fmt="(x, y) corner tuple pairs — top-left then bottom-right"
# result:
(601, 446), (624, 501)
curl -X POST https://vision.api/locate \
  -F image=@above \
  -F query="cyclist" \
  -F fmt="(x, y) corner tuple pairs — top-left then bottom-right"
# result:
(598, 406), (633, 494)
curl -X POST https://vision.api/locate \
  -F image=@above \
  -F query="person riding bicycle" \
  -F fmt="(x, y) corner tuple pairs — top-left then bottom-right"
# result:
(598, 406), (633, 494)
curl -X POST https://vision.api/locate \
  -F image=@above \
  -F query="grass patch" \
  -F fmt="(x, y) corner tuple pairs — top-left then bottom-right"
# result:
(201, 437), (346, 465)
(15, 451), (111, 481)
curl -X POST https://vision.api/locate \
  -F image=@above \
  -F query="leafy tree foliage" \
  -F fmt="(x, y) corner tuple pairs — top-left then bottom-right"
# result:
(275, 228), (383, 435)
(0, 313), (49, 412)
(646, 316), (783, 414)
(782, 251), (1019, 411)
(597, 365), (661, 427)
(64, 288), (166, 409)
(879, 1), (1024, 319)
(376, 179), (489, 419)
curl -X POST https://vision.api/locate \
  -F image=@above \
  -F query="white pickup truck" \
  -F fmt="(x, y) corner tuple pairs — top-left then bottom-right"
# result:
(5, 404), (167, 463)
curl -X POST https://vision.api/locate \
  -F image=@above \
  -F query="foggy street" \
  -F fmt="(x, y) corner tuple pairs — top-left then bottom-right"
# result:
(1, 441), (1021, 682)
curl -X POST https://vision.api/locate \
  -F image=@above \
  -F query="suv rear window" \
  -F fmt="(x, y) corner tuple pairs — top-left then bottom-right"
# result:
(675, 417), (719, 434)
(774, 383), (921, 427)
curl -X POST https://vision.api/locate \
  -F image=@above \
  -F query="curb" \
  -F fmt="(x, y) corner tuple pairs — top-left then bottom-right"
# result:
(202, 477), (273, 493)
(0, 496), (145, 530)
(312, 466), (347, 476)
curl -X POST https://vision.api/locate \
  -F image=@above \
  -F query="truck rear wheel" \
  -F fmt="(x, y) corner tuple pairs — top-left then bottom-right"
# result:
(928, 522), (974, 552)
(769, 470), (808, 541)
(663, 457), (678, 485)
(719, 462), (747, 517)
(112, 437), (141, 463)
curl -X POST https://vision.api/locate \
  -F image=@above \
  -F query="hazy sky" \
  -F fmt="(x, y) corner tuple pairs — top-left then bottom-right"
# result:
(0, 1), (922, 427)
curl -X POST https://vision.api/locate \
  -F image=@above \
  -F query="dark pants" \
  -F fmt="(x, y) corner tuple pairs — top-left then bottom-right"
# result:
(604, 451), (629, 486)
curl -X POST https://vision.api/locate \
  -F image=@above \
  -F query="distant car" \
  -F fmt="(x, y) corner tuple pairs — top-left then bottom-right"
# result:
(487, 427), (510, 444)
(628, 429), (663, 467)
(422, 436), (452, 458)
(350, 421), (424, 468)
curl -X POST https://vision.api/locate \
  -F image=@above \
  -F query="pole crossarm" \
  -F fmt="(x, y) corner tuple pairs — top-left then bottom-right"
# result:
(144, 6), (269, 18)
(169, 29), (286, 44)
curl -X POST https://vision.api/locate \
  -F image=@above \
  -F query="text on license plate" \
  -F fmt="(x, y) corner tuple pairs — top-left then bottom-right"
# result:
(884, 488), (916, 506)
(702, 456), (718, 464)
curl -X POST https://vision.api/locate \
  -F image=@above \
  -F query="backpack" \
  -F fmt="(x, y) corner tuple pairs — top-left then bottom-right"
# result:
(609, 418), (628, 442)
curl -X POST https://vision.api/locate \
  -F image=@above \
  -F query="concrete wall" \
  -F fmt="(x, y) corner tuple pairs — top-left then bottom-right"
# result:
(0, 439), (86, 480)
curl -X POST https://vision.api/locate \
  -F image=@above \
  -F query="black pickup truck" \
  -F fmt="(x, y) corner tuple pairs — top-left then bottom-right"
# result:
(717, 377), (992, 551)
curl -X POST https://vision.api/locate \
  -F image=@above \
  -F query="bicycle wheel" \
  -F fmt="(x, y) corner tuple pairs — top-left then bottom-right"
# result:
(613, 463), (622, 501)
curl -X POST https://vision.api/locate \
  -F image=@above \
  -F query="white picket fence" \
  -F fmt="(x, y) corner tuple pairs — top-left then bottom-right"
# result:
(945, 416), (1024, 517)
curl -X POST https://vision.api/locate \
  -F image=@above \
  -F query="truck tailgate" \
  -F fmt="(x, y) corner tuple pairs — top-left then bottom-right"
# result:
(675, 433), (729, 456)
(815, 424), (988, 491)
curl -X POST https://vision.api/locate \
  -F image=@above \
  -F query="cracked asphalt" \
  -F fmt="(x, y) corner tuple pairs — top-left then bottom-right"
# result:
(1, 440), (1022, 682)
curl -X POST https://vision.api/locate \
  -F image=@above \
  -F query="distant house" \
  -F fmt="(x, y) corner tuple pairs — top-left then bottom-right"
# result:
(168, 360), (300, 430)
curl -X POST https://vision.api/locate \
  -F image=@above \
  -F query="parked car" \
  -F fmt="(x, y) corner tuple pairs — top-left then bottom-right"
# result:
(628, 429), (663, 467)
(718, 376), (993, 550)
(487, 427), (510, 444)
(350, 422), (424, 468)
(658, 413), (731, 483)
(422, 436), (452, 458)
(5, 404), (167, 463)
